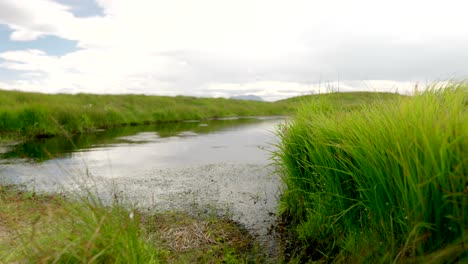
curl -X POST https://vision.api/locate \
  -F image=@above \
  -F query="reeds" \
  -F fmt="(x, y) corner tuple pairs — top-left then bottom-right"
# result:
(275, 84), (467, 262)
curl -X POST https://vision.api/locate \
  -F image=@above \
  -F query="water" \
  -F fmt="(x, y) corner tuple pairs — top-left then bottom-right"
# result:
(0, 116), (284, 251)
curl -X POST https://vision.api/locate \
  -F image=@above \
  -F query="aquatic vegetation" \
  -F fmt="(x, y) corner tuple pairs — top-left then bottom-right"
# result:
(274, 84), (467, 262)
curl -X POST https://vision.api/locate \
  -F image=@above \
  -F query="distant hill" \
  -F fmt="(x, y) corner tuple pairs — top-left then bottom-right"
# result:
(230, 95), (264, 101)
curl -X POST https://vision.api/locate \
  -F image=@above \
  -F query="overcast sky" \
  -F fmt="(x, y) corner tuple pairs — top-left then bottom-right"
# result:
(0, 0), (467, 101)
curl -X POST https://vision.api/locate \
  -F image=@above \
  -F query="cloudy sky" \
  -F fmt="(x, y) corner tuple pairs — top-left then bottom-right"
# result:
(0, 0), (467, 101)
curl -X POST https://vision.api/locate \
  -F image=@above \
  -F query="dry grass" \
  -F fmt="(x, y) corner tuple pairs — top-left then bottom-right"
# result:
(149, 213), (252, 252)
(142, 211), (262, 263)
(0, 225), (9, 241)
(161, 221), (224, 251)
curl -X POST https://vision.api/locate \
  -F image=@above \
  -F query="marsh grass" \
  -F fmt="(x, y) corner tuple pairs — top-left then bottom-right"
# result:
(274, 84), (467, 262)
(0, 185), (263, 263)
(0, 89), (294, 139)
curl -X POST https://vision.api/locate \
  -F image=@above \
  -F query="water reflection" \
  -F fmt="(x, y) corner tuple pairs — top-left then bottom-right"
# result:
(1, 117), (271, 161)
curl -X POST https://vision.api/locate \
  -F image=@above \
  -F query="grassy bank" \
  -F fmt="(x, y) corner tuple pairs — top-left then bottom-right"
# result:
(274, 85), (467, 262)
(0, 89), (294, 138)
(0, 185), (263, 263)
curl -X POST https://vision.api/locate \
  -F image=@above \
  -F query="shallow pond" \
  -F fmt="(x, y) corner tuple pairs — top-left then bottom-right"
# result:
(0, 117), (284, 251)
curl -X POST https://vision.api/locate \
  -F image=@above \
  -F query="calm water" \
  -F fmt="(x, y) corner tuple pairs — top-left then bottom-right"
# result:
(0, 117), (284, 249)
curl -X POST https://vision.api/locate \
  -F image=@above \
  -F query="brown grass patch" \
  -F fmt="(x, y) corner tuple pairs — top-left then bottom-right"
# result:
(141, 211), (262, 262)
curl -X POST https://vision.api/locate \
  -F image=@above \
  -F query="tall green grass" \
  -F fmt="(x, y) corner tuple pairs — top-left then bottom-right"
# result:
(275, 85), (467, 262)
(0, 89), (294, 138)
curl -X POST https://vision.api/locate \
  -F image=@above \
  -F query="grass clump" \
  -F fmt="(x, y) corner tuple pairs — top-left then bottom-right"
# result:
(274, 84), (467, 262)
(142, 211), (264, 263)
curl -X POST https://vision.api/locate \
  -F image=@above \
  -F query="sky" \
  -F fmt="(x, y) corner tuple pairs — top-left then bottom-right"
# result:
(0, 0), (467, 101)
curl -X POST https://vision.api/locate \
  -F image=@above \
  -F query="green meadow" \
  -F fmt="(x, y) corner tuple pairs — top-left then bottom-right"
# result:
(274, 84), (467, 262)
(0, 89), (295, 139)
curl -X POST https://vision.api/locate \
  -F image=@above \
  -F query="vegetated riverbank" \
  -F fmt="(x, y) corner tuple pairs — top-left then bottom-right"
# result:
(0, 184), (265, 263)
(0, 90), (409, 263)
(274, 84), (467, 263)
(0, 89), (295, 139)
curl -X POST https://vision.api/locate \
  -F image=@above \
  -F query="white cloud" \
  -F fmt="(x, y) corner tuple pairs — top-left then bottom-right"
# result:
(0, 0), (74, 40)
(0, 0), (467, 99)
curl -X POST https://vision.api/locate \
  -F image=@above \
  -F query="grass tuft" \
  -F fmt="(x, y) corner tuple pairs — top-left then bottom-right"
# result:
(274, 84), (467, 262)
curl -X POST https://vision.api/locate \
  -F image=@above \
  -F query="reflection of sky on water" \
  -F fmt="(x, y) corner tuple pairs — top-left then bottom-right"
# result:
(1, 118), (283, 181)
(69, 119), (279, 178)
